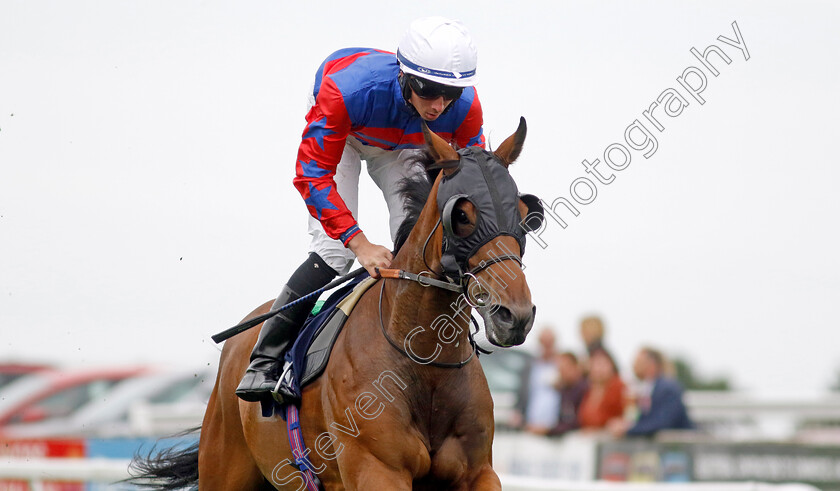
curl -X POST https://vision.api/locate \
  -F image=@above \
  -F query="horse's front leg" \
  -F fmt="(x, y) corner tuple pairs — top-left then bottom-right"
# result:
(468, 464), (502, 490)
(339, 452), (414, 491)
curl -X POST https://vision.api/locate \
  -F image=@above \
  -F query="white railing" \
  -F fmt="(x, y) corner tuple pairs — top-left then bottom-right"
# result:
(125, 392), (840, 442)
(5, 392), (840, 489)
(499, 475), (820, 491)
(128, 400), (206, 436)
(494, 432), (598, 481)
(0, 457), (132, 490)
(685, 392), (840, 440)
(0, 458), (820, 491)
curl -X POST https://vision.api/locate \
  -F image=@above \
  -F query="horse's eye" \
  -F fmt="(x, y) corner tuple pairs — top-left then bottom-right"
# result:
(454, 210), (471, 225)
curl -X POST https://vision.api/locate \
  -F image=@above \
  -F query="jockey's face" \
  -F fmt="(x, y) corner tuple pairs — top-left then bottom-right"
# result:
(408, 90), (453, 122)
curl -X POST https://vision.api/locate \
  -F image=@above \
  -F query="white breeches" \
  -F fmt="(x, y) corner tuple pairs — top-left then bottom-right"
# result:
(307, 136), (426, 275)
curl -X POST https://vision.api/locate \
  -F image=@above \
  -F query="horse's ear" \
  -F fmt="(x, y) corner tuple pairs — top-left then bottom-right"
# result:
(422, 121), (460, 165)
(494, 117), (527, 167)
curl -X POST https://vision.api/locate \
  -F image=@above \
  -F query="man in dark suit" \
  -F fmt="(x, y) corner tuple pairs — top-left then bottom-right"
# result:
(609, 347), (694, 437)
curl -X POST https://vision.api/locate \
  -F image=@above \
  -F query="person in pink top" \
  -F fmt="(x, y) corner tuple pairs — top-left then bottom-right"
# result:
(578, 348), (626, 429)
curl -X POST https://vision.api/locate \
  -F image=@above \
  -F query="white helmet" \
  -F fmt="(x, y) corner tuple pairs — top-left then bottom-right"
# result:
(397, 16), (478, 88)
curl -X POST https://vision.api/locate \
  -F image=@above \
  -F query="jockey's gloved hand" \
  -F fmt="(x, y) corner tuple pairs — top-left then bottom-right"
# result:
(348, 232), (392, 278)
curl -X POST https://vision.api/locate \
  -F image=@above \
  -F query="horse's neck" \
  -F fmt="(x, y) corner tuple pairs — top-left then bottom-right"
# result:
(381, 261), (473, 367)
(382, 179), (473, 367)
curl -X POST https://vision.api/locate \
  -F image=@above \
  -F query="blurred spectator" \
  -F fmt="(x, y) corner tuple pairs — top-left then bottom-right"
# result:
(580, 315), (605, 356)
(578, 348), (625, 430)
(513, 328), (561, 435)
(609, 346), (694, 438)
(549, 352), (588, 436)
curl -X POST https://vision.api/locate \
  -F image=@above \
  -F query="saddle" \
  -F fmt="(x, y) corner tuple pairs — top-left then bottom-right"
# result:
(279, 273), (378, 399)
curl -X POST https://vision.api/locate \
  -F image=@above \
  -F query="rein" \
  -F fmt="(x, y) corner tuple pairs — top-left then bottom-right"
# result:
(377, 249), (522, 302)
(374, 250), (521, 368)
(376, 280), (476, 369)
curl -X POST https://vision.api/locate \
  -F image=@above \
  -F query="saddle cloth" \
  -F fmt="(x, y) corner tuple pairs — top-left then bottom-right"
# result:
(283, 273), (377, 397)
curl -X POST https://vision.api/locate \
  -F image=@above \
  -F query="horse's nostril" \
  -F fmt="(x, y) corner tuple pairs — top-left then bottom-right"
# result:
(492, 306), (513, 327)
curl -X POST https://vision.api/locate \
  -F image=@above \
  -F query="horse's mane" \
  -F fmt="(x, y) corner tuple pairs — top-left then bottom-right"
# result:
(392, 151), (460, 254)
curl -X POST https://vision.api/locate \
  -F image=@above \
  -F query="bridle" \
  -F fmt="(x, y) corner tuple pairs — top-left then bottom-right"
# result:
(375, 224), (524, 369)
(387, 215), (525, 294)
(376, 279), (481, 369)
(374, 147), (543, 369)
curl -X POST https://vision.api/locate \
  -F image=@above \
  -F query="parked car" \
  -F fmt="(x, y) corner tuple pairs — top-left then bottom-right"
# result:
(0, 366), (149, 431)
(1, 368), (214, 438)
(0, 362), (52, 391)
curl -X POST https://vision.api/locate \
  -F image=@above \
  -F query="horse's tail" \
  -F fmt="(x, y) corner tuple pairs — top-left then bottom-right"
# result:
(126, 426), (200, 490)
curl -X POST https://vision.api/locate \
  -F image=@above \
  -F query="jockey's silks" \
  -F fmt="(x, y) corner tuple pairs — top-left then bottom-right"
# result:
(293, 48), (485, 245)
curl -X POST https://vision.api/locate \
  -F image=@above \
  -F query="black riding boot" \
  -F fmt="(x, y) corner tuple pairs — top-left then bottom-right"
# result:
(235, 253), (337, 402)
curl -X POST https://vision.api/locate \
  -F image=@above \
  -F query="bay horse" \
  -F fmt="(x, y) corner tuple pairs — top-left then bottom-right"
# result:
(132, 119), (539, 490)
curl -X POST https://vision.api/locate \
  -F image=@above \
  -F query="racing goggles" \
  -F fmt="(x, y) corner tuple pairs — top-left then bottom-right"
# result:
(407, 75), (464, 101)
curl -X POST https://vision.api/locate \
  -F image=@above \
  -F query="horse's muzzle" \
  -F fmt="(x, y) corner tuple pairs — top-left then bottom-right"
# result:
(484, 304), (535, 347)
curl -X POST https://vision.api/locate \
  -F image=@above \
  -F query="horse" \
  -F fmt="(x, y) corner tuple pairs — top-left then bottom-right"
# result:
(131, 119), (540, 490)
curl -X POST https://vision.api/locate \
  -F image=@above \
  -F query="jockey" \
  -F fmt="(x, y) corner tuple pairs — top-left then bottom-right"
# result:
(236, 17), (485, 403)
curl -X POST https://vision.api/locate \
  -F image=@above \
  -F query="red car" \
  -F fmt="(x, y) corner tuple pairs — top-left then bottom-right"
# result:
(0, 366), (149, 430)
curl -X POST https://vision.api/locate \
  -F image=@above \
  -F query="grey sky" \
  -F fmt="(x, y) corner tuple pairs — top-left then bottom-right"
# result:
(1, 0), (838, 395)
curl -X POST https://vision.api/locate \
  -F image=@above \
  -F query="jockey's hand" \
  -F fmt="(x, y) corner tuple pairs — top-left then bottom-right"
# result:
(347, 232), (393, 278)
